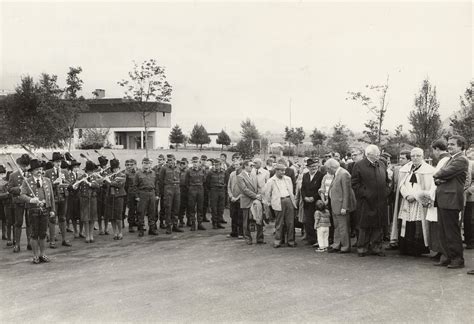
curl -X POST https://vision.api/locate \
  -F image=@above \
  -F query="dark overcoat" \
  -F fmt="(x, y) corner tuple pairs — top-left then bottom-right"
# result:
(351, 158), (390, 228)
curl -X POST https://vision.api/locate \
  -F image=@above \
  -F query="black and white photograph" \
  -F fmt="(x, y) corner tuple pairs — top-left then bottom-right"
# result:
(0, 0), (473, 322)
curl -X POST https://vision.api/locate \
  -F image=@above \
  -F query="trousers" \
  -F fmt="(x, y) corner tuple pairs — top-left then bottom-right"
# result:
(438, 208), (464, 262)
(317, 227), (330, 248)
(187, 186), (204, 223)
(242, 208), (264, 243)
(209, 188), (225, 223)
(357, 227), (383, 253)
(229, 200), (243, 236)
(163, 185), (180, 227)
(137, 191), (157, 229)
(332, 214), (351, 251)
(274, 197), (295, 246)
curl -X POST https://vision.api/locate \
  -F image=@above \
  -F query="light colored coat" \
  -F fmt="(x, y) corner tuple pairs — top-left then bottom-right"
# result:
(263, 175), (297, 211)
(237, 170), (258, 208)
(328, 167), (356, 215)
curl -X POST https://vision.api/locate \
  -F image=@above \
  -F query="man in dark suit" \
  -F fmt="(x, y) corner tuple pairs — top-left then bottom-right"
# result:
(301, 158), (324, 245)
(433, 135), (469, 269)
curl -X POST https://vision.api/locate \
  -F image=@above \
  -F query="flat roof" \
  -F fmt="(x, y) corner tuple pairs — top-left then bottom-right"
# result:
(83, 98), (171, 113)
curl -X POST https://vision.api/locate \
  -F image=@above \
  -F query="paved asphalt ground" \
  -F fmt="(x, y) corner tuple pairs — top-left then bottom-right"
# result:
(1, 210), (473, 323)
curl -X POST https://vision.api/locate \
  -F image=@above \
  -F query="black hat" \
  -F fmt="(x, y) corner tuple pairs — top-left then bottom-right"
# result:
(28, 159), (43, 172)
(64, 152), (74, 162)
(43, 161), (54, 170)
(180, 157), (188, 164)
(142, 157), (152, 163)
(69, 160), (81, 169)
(166, 154), (175, 160)
(50, 152), (63, 162)
(84, 160), (98, 172)
(306, 158), (319, 166)
(0, 165), (6, 174)
(110, 159), (120, 170)
(16, 154), (31, 166)
(158, 154), (165, 159)
(98, 156), (108, 167)
(200, 155), (207, 160)
(191, 156), (199, 162)
(61, 160), (70, 169)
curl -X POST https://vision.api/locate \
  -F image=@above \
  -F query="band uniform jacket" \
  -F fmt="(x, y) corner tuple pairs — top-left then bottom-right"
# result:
(8, 170), (28, 205)
(19, 176), (56, 212)
(433, 152), (469, 211)
(44, 167), (71, 202)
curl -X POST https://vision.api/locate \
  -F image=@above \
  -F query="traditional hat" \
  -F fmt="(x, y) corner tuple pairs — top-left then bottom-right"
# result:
(142, 157), (152, 163)
(191, 156), (199, 162)
(129, 158), (137, 164)
(180, 157), (188, 164)
(69, 160), (81, 169)
(84, 160), (98, 172)
(110, 158), (120, 170)
(28, 159), (43, 172)
(61, 160), (70, 169)
(43, 161), (54, 170)
(16, 154), (31, 166)
(98, 156), (108, 167)
(200, 155), (207, 160)
(306, 158), (319, 166)
(64, 152), (75, 162)
(166, 154), (175, 160)
(157, 154), (165, 159)
(213, 158), (222, 164)
(50, 152), (63, 162)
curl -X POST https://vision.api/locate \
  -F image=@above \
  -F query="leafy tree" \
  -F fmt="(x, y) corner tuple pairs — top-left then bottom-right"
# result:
(78, 128), (110, 149)
(64, 66), (88, 150)
(169, 124), (185, 151)
(347, 76), (390, 144)
(189, 124), (210, 150)
(309, 128), (327, 156)
(408, 79), (442, 152)
(216, 129), (231, 151)
(450, 81), (473, 146)
(2, 74), (72, 148)
(385, 125), (411, 162)
(236, 119), (261, 158)
(284, 126), (305, 156)
(327, 122), (350, 156)
(118, 59), (172, 157)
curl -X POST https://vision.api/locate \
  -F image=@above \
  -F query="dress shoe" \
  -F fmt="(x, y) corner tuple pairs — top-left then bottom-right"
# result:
(148, 229), (159, 236)
(465, 244), (474, 250)
(197, 223), (206, 231)
(13, 245), (20, 253)
(339, 250), (351, 254)
(27, 244), (32, 251)
(202, 217), (210, 223)
(49, 242), (57, 249)
(172, 226), (183, 233)
(386, 244), (399, 250)
(66, 228), (73, 233)
(257, 241), (266, 244)
(287, 243), (297, 248)
(447, 260), (465, 269)
(273, 244), (281, 248)
(327, 247), (340, 253)
(467, 270), (474, 275)
(219, 220), (227, 224)
(79, 233), (86, 238)
(165, 226), (172, 234)
(434, 260), (451, 267)
(159, 222), (167, 229)
(246, 240), (253, 245)
(6, 241), (13, 247)
(430, 253), (442, 261)
(215, 223), (225, 229)
(374, 252), (386, 257)
(62, 240), (72, 247)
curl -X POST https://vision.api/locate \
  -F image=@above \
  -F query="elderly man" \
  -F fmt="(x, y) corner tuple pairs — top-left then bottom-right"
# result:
(433, 135), (469, 269)
(301, 158), (324, 245)
(252, 158), (270, 193)
(351, 145), (390, 257)
(264, 162), (297, 248)
(237, 160), (264, 244)
(326, 158), (356, 253)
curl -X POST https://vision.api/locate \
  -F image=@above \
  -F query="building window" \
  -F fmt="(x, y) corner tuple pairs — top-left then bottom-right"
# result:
(78, 129), (83, 139)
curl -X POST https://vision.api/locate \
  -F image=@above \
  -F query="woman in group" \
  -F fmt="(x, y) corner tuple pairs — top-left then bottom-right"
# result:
(104, 159), (126, 240)
(393, 147), (435, 256)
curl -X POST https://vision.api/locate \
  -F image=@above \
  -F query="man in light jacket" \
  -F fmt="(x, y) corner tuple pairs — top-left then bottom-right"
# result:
(326, 159), (356, 253)
(264, 163), (297, 248)
(237, 160), (264, 245)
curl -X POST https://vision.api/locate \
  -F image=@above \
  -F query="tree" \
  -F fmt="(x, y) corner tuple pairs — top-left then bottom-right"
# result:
(347, 76), (390, 144)
(284, 126), (305, 156)
(169, 124), (185, 151)
(118, 59), (172, 157)
(189, 124), (211, 150)
(309, 128), (327, 155)
(216, 129), (231, 151)
(385, 125), (411, 162)
(236, 119), (261, 158)
(408, 79), (442, 152)
(327, 122), (350, 156)
(64, 66), (88, 150)
(2, 74), (72, 148)
(450, 81), (473, 146)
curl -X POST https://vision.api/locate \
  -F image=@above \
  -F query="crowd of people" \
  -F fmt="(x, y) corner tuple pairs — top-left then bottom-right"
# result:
(0, 135), (472, 275)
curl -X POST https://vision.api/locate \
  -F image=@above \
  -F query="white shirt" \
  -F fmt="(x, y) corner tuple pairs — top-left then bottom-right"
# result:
(33, 176), (43, 187)
(253, 168), (270, 194)
(274, 176), (290, 197)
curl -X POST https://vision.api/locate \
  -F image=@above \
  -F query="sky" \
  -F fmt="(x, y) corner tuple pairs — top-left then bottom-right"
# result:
(1, 1), (472, 138)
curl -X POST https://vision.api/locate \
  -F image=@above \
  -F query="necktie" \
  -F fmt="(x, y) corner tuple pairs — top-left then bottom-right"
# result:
(36, 179), (41, 188)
